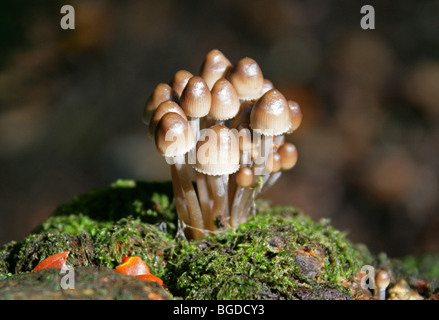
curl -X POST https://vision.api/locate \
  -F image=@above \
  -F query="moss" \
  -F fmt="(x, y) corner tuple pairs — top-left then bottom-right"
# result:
(10, 179), (437, 300)
(0, 180), (176, 276)
(1, 218), (174, 277)
(163, 207), (373, 299)
(35, 179), (177, 234)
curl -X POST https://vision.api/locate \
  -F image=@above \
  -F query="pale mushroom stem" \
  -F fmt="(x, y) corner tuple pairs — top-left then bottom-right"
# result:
(230, 152), (252, 228)
(378, 289), (386, 301)
(237, 185), (257, 225)
(228, 171), (238, 212)
(208, 174), (229, 231)
(232, 131), (266, 226)
(196, 170), (211, 229)
(187, 118), (200, 166)
(173, 154), (205, 239)
(259, 135), (284, 194)
(230, 184), (246, 228)
(170, 165), (193, 239)
(260, 171), (282, 194)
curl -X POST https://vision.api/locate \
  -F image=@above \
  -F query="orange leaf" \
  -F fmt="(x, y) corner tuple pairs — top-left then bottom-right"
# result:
(33, 251), (70, 271)
(136, 274), (165, 288)
(115, 256), (150, 276)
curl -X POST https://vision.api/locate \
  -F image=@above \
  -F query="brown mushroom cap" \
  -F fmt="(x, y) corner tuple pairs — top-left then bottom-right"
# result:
(250, 89), (292, 136)
(155, 112), (195, 158)
(170, 70), (193, 97)
(278, 142), (298, 170)
(149, 100), (187, 136)
(209, 78), (240, 121)
(194, 124), (240, 175)
(143, 83), (178, 124)
(200, 49), (232, 90)
(265, 152), (282, 173)
(236, 167), (254, 187)
(288, 100), (303, 132)
(375, 270), (390, 290)
(228, 57), (264, 101)
(180, 76), (211, 118)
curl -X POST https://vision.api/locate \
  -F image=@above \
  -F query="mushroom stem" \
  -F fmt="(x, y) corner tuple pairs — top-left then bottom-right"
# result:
(378, 289), (386, 301)
(237, 185), (257, 225)
(187, 118), (200, 166)
(260, 135), (284, 193)
(230, 153), (252, 228)
(170, 165), (193, 239)
(230, 185), (245, 228)
(260, 171), (282, 194)
(172, 154), (205, 239)
(208, 174), (229, 231)
(196, 170), (211, 229)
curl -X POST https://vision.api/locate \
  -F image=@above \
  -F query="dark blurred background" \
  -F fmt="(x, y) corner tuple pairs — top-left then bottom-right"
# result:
(1, 0), (438, 258)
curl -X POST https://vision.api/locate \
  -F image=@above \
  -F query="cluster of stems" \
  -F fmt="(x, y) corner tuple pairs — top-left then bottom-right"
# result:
(143, 49), (302, 240)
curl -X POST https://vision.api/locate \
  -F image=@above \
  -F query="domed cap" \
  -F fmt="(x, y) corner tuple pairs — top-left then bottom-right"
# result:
(278, 142), (298, 170)
(170, 70), (193, 96)
(287, 100), (303, 132)
(209, 78), (240, 121)
(264, 152), (282, 174)
(236, 167), (254, 187)
(180, 76), (211, 118)
(250, 89), (292, 136)
(228, 57), (264, 101)
(143, 83), (178, 124)
(200, 49), (232, 90)
(149, 100), (187, 136)
(155, 112), (195, 158)
(194, 124), (240, 175)
(375, 270), (390, 290)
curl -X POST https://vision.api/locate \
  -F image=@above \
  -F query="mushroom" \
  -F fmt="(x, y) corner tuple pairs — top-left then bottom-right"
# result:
(250, 88), (291, 176)
(228, 57), (264, 101)
(209, 78), (240, 125)
(375, 270), (390, 300)
(180, 75), (211, 139)
(155, 112), (205, 239)
(287, 100), (303, 133)
(194, 124), (240, 231)
(148, 100), (187, 136)
(142, 83), (178, 124)
(170, 70), (193, 97)
(144, 50), (302, 238)
(200, 49), (232, 90)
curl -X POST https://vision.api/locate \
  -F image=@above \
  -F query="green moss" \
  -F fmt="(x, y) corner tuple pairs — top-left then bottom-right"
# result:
(36, 179), (177, 234)
(164, 207), (373, 300)
(1, 180), (378, 299)
(0, 180), (176, 276)
(1, 218), (174, 276)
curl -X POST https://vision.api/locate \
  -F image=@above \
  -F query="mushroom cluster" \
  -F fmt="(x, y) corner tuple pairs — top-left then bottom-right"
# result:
(143, 49), (302, 239)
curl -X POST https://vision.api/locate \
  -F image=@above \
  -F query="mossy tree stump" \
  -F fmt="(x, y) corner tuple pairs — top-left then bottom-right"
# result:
(0, 180), (437, 300)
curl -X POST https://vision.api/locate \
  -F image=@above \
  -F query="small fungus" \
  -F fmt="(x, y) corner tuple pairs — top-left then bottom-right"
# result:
(115, 256), (150, 276)
(115, 256), (165, 288)
(375, 269), (390, 300)
(32, 251), (70, 271)
(144, 49), (302, 239)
